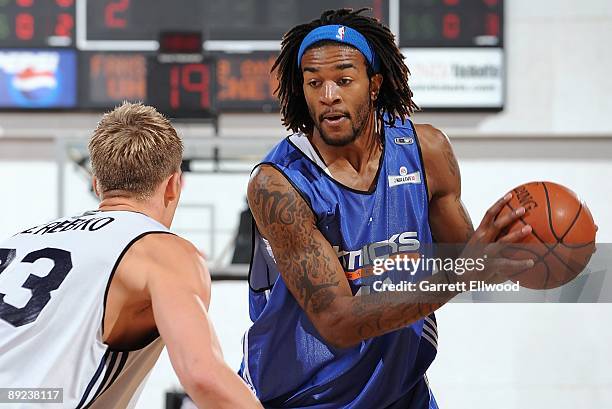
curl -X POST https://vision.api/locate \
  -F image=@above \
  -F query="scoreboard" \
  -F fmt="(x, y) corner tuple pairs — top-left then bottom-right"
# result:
(0, 0), (503, 115)
(77, 51), (278, 115)
(0, 0), (75, 47)
(399, 0), (502, 47)
(399, 0), (503, 109)
(82, 0), (387, 44)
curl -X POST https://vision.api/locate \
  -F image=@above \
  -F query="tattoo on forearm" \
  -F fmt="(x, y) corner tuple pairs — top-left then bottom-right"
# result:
(352, 292), (446, 340)
(296, 260), (338, 312)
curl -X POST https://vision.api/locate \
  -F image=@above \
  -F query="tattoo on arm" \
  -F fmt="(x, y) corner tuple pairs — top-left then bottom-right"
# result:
(251, 176), (297, 226)
(249, 169), (340, 316)
(296, 260), (338, 312)
(351, 289), (448, 340)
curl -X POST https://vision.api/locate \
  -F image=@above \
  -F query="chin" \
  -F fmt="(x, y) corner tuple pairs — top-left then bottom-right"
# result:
(318, 126), (357, 147)
(320, 133), (357, 147)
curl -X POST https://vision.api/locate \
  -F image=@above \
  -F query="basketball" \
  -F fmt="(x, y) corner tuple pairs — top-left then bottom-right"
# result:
(497, 181), (597, 289)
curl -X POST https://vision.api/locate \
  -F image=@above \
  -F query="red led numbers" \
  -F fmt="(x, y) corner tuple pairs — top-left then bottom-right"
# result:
(485, 13), (499, 36)
(55, 13), (73, 37)
(170, 64), (210, 110)
(105, 0), (129, 29)
(15, 13), (34, 40)
(442, 13), (460, 39)
(55, 0), (74, 7)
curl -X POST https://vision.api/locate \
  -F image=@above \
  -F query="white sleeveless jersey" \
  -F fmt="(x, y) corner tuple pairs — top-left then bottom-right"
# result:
(0, 210), (171, 409)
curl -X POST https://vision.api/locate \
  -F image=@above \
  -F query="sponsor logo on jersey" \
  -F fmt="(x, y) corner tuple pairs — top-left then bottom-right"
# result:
(394, 137), (414, 145)
(388, 170), (421, 187)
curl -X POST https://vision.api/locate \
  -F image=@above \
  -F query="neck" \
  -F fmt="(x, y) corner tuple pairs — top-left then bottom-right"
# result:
(310, 111), (381, 174)
(98, 194), (170, 228)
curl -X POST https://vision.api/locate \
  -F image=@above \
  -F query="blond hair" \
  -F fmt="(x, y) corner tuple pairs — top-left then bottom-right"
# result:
(89, 102), (183, 199)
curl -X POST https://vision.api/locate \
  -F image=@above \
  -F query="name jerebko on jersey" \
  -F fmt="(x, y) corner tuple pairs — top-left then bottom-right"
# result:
(19, 217), (115, 235)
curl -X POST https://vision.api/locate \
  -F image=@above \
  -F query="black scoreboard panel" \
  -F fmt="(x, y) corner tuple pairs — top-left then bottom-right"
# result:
(0, 0), (75, 47)
(399, 0), (502, 47)
(85, 0), (387, 42)
(146, 57), (216, 119)
(216, 52), (279, 112)
(201, 0), (387, 41)
(0, 0), (503, 113)
(78, 51), (278, 113)
(86, 0), (206, 42)
(78, 51), (150, 108)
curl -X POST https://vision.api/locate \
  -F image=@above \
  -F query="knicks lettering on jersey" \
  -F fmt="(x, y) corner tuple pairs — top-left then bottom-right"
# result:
(20, 216), (115, 235)
(333, 231), (420, 290)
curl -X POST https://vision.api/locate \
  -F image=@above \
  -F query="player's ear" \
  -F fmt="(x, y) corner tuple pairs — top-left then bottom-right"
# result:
(163, 171), (181, 206)
(369, 73), (383, 102)
(92, 177), (101, 199)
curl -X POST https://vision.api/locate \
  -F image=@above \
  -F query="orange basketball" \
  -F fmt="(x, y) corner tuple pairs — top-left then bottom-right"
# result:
(496, 182), (596, 289)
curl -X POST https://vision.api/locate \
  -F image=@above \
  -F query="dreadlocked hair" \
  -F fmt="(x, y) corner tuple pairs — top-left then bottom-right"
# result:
(272, 8), (419, 135)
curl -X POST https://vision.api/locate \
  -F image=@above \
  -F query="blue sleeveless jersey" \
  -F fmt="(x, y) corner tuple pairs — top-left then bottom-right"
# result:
(240, 119), (439, 409)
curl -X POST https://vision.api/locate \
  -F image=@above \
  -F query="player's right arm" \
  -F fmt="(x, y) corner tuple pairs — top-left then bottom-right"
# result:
(144, 234), (262, 409)
(248, 165), (533, 349)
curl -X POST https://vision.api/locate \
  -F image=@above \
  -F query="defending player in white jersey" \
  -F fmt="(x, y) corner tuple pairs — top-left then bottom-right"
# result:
(0, 102), (262, 409)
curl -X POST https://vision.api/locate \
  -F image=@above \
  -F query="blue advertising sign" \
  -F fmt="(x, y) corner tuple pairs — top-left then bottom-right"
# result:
(0, 49), (77, 109)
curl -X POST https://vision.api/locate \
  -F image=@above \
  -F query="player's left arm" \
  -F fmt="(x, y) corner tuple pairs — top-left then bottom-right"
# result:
(143, 235), (262, 409)
(416, 124), (474, 248)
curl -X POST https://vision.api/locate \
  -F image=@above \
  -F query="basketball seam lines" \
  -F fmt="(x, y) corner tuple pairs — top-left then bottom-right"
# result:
(504, 201), (550, 287)
(504, 202), (549, 249)
(505, 189), (585, 287)
(542, 182), (585, 244)
(560, 203), (583, 242)
(559, 240), (595, 249)
(542, 182), (586, 280)
(542, 182), (563, 242)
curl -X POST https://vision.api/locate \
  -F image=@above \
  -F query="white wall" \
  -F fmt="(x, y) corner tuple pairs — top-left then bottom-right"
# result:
(430, 303), (612, 409)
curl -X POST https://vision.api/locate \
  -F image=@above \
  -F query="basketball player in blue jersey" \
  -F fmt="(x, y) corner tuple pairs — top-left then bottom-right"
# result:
(240, 8), (534, 408)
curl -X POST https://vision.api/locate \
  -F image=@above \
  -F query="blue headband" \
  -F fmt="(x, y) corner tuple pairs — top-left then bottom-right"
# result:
(297, 25), (380, 72)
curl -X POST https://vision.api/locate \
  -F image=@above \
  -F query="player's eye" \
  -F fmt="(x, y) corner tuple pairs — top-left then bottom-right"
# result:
(306, 79), (321, 88)
(338, 78), (353, 86)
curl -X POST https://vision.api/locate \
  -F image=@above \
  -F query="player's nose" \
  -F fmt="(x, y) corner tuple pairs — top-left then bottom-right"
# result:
(320, 80), (341, 106)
